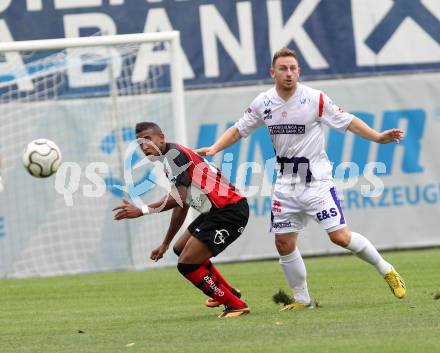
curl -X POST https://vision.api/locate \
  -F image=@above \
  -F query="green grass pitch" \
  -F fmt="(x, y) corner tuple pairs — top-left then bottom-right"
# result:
(1, 249), (439, 353)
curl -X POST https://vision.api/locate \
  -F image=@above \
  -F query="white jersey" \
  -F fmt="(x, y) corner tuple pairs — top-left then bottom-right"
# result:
(235, 83), (354, 181)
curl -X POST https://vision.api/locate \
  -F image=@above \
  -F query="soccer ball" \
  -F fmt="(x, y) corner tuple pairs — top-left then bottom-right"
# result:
(22, 139), (62, 178)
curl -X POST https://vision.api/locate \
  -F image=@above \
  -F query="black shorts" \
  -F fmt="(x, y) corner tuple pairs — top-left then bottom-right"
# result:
(187, 198), (249, 256)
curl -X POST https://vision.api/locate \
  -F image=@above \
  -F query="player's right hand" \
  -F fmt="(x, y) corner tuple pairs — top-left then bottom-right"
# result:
(150, 243), (169, 262)
(112, 199), (143, 220)
(195, 146), (216, 156)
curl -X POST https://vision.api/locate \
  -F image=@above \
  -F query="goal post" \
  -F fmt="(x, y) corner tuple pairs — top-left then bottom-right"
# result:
(0, 32), (187, 147)
(0, 32), (187, 278)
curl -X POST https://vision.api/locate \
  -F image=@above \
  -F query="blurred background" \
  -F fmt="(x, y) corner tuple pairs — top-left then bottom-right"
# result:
(0, 0), (439, 278)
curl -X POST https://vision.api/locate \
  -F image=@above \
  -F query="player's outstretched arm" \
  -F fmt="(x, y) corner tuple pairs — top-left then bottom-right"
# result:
(347, 117), (404, 144)
(196, 126), (242, 156)
(113, 186), (188, 220)
(150, 204), (190, 262)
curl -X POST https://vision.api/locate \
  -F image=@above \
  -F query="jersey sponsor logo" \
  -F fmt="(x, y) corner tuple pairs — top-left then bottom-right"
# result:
(300, 98), (311, 105)
(263, 97), (272, 107)
(214, 229), (230, 244)
(268, 124), (305, 135)
(316, 208), (338, 221)
(263, 108), (272, 120)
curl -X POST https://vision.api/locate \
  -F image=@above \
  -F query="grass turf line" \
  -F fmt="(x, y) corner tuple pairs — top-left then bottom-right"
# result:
(1, 249), (439, 353)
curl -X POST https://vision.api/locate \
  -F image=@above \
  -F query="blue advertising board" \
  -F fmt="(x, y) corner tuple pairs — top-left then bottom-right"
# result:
(0, 0), (439, 91)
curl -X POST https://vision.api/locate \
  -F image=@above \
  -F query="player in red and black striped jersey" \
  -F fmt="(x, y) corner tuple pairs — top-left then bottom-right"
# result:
(113, 122), (250, 318)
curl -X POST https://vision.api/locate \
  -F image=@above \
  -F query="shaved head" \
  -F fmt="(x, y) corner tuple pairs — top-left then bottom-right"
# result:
(135, 122), (162, 135)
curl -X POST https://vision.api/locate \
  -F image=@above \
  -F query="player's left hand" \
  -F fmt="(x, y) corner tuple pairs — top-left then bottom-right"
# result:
(112, 199), (143, 220)
(150, 243), (169, 262)
(377, 129), (404, 144)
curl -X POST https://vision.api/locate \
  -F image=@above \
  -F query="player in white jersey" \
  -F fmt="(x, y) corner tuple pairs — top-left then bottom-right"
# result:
(197, 47), (406, 309)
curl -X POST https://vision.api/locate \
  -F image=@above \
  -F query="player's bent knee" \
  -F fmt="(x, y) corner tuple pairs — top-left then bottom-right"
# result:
(177, 263), (200, 276)
(275, 237), (296, 255)
(332, 237), (349, 247)
(328, 228), (351, 247)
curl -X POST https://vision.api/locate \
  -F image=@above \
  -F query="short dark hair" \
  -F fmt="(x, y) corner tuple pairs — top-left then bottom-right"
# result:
(135, 122), (162, 135)
(272, 47), (298, 67)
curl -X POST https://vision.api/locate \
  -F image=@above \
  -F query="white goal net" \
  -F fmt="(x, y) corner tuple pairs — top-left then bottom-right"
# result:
(0, 32), (187, 278)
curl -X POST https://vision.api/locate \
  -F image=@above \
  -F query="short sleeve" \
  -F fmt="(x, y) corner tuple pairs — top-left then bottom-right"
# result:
(234, 96), (264, 138)
(166, 147), (191, 188)
(318, 92), (354, 132)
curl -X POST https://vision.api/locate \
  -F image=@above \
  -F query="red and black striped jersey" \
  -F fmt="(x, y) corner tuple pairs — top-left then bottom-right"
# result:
(163, 143), (244, 212)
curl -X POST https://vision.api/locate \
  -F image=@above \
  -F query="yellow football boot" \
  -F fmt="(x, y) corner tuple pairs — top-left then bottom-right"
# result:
(384, 267), (406, 299)
(280, 301), (313, 311)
